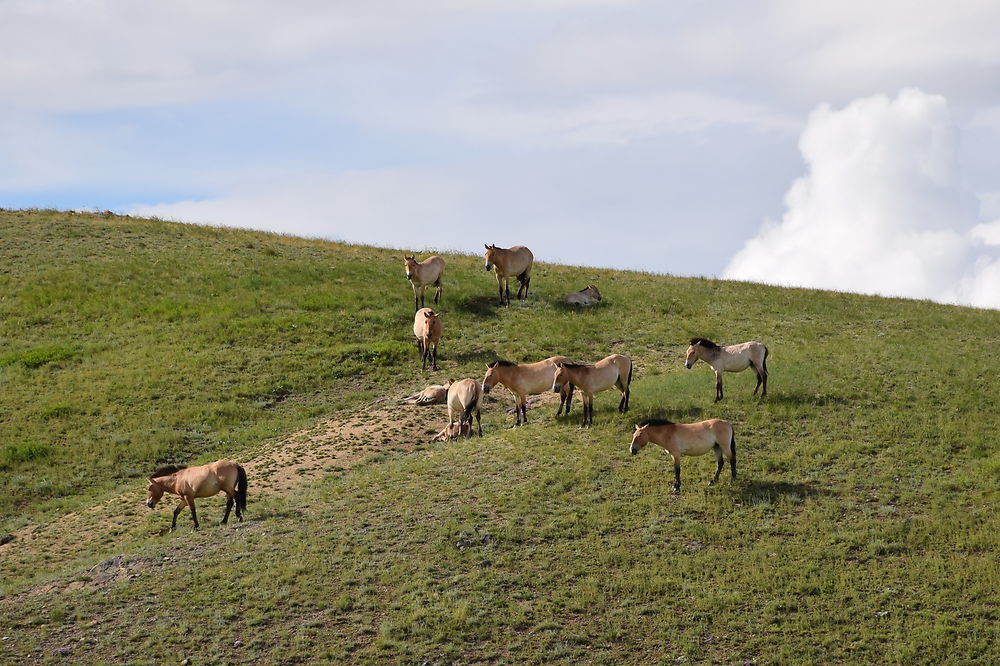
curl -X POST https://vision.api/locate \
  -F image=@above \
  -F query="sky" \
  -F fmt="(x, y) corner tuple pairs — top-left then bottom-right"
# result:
(3, 1), (1000, 308)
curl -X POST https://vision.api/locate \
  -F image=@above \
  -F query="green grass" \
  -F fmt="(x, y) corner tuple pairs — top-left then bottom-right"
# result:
(2, 209), (999, 664)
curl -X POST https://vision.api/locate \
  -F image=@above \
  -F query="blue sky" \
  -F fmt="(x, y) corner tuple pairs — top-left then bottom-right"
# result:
(4, 1), (1000, 307)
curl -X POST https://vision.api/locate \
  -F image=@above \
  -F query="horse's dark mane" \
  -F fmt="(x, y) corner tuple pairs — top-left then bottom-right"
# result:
(558, 362), (587, 369)
(490, 360), (518, 367)
(150, 464), (186, 478)
(690, 337), (719, 349)
(637, 418), (674, 427)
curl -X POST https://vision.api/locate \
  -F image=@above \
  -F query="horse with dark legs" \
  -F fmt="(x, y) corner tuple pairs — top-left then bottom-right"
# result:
(685, 338), (768, 402)
(403, 255), (445, 312)
(413, 308), (443, 371)
(482, 356), (575, 427)
(551, 354), (632, 427)
(484, 244), (533, 306)
(629, 419), (736, 493)
(145, 460), (248, 530)
(445, 378), (483, 438)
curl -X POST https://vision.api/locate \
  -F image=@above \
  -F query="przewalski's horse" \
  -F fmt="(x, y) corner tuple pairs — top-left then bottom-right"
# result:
(431, 421), (472, 442)
(565, 285), (602, 306)
(484, 244), (533, 306)
(551, 354), (632, 427)
(482, 356), (575, 427)
(685, 338), (768, 402)
(399, 381), (452, 405)
(404, 255), (445, 312)
(628, 419), (736, 493)
(145, 460), (248, 530)
(446, 378), (483, 438)
(413, 308), (443, 371)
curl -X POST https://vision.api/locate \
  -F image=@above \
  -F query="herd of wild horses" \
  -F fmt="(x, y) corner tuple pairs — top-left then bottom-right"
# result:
(145, 244), (769, 530)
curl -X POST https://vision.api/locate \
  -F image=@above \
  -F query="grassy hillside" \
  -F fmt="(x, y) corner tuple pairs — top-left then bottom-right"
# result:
(1, 210), (999, 664)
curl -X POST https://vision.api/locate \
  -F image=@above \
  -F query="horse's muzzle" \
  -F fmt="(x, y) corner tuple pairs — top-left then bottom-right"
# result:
(484, 263), (492, 271)
(630, 445), (639, 455)
(406, 272), (414, 280)
(552, 383), (561, 393)
(146, 500), (155, 509)
(482, 383), (491, 394)
(684, 362), (692, 369)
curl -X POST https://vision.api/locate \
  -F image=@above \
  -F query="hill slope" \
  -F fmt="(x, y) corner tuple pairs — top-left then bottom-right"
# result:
(1, 210), (999, 663)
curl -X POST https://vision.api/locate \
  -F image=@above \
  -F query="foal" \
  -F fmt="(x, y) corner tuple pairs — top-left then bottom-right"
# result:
(685, 338), (768, 402)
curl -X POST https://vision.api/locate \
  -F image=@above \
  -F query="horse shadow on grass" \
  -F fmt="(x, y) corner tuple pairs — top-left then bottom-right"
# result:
(731, 479), (829, 505)
(451, 295), (501, 319)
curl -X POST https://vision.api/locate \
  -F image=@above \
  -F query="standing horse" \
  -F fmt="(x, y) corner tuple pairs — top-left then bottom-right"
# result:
(484, 244), (533, 306)
(482, 356), (575, 427)
(684, 338), (768, 402)
(565, 285), (602, 306)
(404, 255), (445, 312)
(413, 308), (443, 371)
(628, 419), (736, 493)
(145, 460), (248, 530)
(446, 378), (483, 438)
(551, 354), (632, 427)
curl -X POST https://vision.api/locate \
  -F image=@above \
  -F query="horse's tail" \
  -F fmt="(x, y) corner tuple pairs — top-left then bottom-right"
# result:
(762, 345), (769, 375)
(235, 464), (248, 513)
(462, 394), (479, 426)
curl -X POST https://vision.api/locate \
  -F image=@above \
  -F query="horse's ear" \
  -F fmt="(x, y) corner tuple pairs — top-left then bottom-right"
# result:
(484, 244), (490, 250)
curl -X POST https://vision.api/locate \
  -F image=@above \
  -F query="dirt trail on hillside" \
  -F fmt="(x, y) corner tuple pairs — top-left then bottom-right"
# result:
(0, 390), (547, 595)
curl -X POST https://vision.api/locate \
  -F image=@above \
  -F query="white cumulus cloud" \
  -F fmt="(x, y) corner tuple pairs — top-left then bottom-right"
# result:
(723, 88), (1000, 309)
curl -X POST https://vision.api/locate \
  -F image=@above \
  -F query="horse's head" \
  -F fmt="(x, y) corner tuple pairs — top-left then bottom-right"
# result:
(684, 343), (700, 369)
(552, 363), (568, 393)
(482, 362), (500, 394)
(145, 479), (164, 509)
(484, 244), (497, 271)
(586, 285), (602, 301)
(629, 424), (651, 455)
(403, 255), (417, 280)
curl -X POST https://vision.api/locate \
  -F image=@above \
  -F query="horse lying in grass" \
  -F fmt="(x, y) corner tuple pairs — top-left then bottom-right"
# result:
(404, 255), (445, 311)
(484, 244), (533, 306)
(413, 308), (443, 371)
(565, 285), (601, 306)
(685, 337), (768, 402)
(146, 460), (247, 530)
(399, 381), (452, 405)
(431, 421), (472, 442)
(482, 357), (575, 427)
(551, 354), (632, 427)
(629, 419), (736, 493)
(446, 378), (483, 438)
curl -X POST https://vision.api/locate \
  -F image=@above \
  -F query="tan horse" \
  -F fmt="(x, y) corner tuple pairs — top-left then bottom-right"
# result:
(565, 285), (602, 306)
(628, 418), (736, 493)
(685, 338), (768, 402)
(399, 381), (452, 405)
(404, 255), (445, 312)
(484, 244), (533, 305)
(551, 354), (632, 427)
(431, 421), (472, 442)
(446, 378), (483, 437)
(413, 308), (443, 371)
(482, 357), (575, 427)
(145, 460), (247, 530)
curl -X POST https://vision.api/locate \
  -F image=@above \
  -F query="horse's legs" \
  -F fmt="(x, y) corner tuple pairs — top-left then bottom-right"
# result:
(715, 371), (724, 402)
(711, 444), (723, 485)
(430, 341), (438, 371)
(222, 490), (235, 524)
(750, 361), (764, 395)
(187, 497), (199, 529)
(434, 279), (442, 305)
(729, 435), (737, 480)
(171, 501), (184, 531)
(476, 408), (482, 437)
(504, 281), (511, 306)
(672, 455), (682, 493)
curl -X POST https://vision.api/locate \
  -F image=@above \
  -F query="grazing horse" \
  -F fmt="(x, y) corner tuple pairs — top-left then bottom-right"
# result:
(400, 381), (452, 405)
(565, 285), (602, 306)
(404, 255), (445, 312)
(628, 419), (736, 493)
(685, 338), (768, 402)
(482, 356), (575, 427)
(484, 244), (533, 306)
(145, 460), (248, 530)
(551, 354), (632, 427)
(446, 378), (483, 438)
(413, 308), (443, 371)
